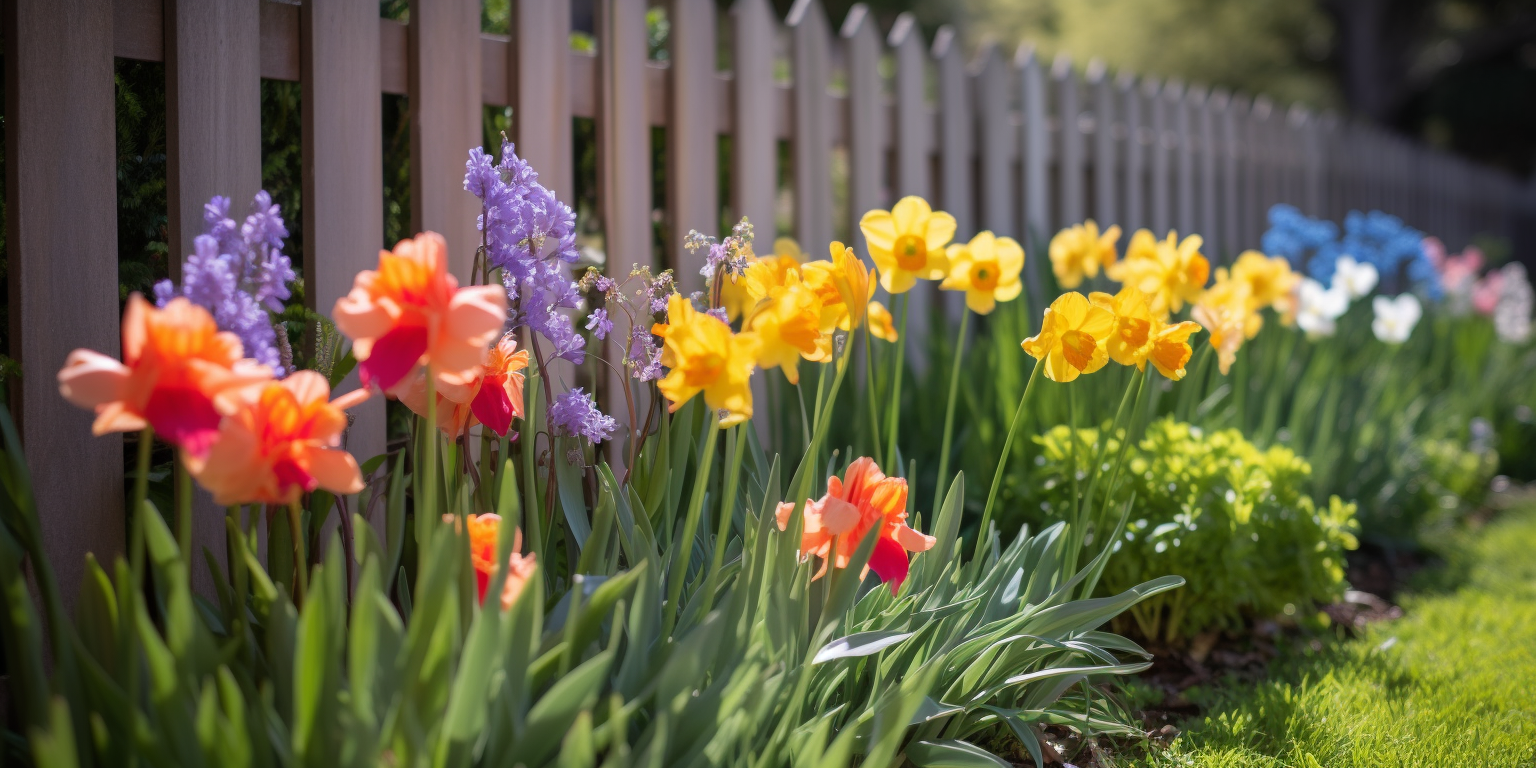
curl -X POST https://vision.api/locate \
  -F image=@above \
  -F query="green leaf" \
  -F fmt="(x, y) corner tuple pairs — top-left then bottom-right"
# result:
(904, 739), (1011, 768)
(811, 630), (914, 664)
(28, 697), (80, 768)
(517, 650), (614, 765)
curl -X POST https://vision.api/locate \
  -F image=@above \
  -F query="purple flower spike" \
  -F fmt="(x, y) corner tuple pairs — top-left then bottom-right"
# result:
(548, 388), (618, 444)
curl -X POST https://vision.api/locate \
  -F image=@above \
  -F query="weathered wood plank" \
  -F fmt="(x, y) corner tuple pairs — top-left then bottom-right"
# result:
(1148, 77), (1170, 233)
(302, 0), (387, 479)
(890, 14), (930, 202)
(515, 0), (573, 202)
(6, 0), (124, 611)
(1198, 86), (1219, 256)
(842, 4), (885, 255)
(977, 44), (1014, 237)
(788, 0), (834, 251)
(1174, 82), (1196, 238)
(669, 0), (719, 293)
(165, 0), (263, 597)
(1219, 91), (1244, 253)
(409, 0), (481, 278)
(933, 26), (972, 239)
(1120, 72), (1144, 234)
(1054, 54), (1082, 229)
(731, 0), (777, 242)
(1089, 59), (1115, 228)
(1019, 44), (1048, 244)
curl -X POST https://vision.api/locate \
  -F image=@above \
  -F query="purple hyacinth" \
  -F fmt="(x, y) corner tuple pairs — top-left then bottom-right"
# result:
(585, 308), (613, 340)
(466, 139), (587, 364)
(548, 388), (618, 444)
(155, 192), (295, 374)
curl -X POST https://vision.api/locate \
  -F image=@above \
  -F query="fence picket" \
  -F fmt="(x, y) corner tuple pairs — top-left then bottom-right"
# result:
(515, 0), (573, 202)
(842, 4), (885, 256)
(1054, 55), (1082, 230)
(1147, 78), (1170, 233)
(1174, 82), (1196, 238)
(409, 0), (480, 278)
(1121, 72), (1144, 234)
(1089, 60), (1115, 229)
(933, 27), (972, 239)
(1198, 88), (1219, 256)
(1019, 45), (1048, 245)
(669, 0), (719, 293)
(731, 0), (778, 246)
(887, 12), (937, 361)
(977, 44), (1014, 239)
(1220, 92), (1244, 252)
(301, 0), (387, 495)
(787, 0), (834, 251)
(5, 0), (125, 611)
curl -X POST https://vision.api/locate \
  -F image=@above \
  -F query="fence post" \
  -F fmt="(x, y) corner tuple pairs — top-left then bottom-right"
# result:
(1018, 44), (1048, 317)
(409, 0), (481, 278)
(787, 0), (833, 252)
(1174, 82), (1196, 238)
(933, 27), (972, 240)
(301, 0), (387, 497)
(1217, 90), (1243, 255)
(1089, 60), (1115, 229)
(842, 4), (885, 257)
(977, 44), (1015, 239)
(166, 0), (262, 596)
(888, 12), (937, 361)
(1120, 72), (1144, 234)
(1054, 54), (1082, 230)
(1198, 88), (1219, 257)
(731, 0), (777, 246)
(4, 0), (123, 611)
(1147, 78), (1170, 233)
(514, 0), (573, 203)
(669, 0), (719, 292)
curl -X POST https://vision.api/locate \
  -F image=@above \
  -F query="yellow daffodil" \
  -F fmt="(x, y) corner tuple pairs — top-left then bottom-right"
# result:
(722, 247), (802, 322)
(1049, 220), (1120, 289)
(802, 242), (876, 333)
(859, 196), (957, 294)
(744, 278), (824, 385)
(940, 231), (1025, 315)
(653, 294), (760, 425)
(1145, 318), (1203, 380)
(1191, 282), (1260, 376)
(1089, 287), (1155, 367)
(868, 301), (898, 342)
(1230, 250), (1300, 312)
(772, 237), (804, 262)
(1107, 230), (1211, 317)
(1022, 292), (1116, 383)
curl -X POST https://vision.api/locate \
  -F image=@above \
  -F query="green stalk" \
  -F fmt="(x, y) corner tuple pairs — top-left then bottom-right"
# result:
(701, 423), (748, 615)
(176, 459), (193, 566)
(424, 364), (439, 524)
(863, 322), (884, 466)
(975, 360), (1043, 562)
(287, 499), (308, 606)
(663, 420), (720, 637)
(883, 293), (910, 466)
(130, 427), (152, 582)
(1070, 367), (1144, 575)
(1176, 342), (1214, 423)
(1067, 382), (1082, 533)
(932, 309), (970, 514)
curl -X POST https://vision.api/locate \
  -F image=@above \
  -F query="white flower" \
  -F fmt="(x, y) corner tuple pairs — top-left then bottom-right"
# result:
(1495, 263), (1532, 344)
(1371, 293), (1422, 344)
(1332, 255), (1379, 299)
(1296, 278), (1349, 337)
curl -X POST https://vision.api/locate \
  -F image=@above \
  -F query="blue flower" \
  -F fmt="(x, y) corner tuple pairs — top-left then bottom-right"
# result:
(548, 388), (617, 444)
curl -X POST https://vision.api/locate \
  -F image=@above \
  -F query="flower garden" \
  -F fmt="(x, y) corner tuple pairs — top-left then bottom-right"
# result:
(4, 133), (1535, 768)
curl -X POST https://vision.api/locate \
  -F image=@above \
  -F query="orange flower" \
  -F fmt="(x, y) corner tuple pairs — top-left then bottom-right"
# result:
(398, 333), (530, 437)
(57, 294), (271, 455)
(456, 513), (537, 610)
(775, 457), (935, 594)
(332, 232), (507, 393)
(183, 371), (367, 505)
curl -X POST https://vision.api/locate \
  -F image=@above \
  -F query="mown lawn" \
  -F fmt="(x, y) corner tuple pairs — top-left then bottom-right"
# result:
(1127, 501), (1536, 768)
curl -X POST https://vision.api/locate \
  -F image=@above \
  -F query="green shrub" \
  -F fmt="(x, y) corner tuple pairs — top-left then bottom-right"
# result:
(1016, 417), (1358, 644)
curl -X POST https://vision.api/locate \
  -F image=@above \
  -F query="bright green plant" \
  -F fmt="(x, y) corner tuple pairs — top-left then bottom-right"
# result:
(1011, 418), (1358, 644)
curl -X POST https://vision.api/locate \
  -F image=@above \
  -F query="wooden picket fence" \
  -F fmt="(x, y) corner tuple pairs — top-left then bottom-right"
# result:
(7, 0), (1533, 604)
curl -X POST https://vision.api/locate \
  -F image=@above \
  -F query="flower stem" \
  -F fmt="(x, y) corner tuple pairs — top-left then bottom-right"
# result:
(288, 499), (308, 607)
(176, 456), (193, 565)
(664, 419), (720, 637)
(883, 293), (910, 467)
(130, 427), (152, 582)
(975, 360), (1043, 562)
(424, 363), (439, 526)
(932, 309), (970, 514)
(862, 323), (884, 466)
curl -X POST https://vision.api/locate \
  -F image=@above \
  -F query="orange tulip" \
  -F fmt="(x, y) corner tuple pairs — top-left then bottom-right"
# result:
(397, 333), (530, 437)
(456, 513), (537, 610)
(183, 371), (367, 505)
(57, 294), (271, 455)
(776, 457), (935, 594)
(332, 232), (507, 393)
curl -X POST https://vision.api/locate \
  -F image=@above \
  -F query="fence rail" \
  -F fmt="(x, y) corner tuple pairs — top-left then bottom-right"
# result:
(8, 0), (1535, 604)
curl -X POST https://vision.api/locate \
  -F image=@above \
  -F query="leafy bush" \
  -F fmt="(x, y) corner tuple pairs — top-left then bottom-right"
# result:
(1016, 418), (1358, 644)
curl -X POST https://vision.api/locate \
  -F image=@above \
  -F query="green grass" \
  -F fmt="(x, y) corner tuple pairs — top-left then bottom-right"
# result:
(1128, 501), (1536, 768)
